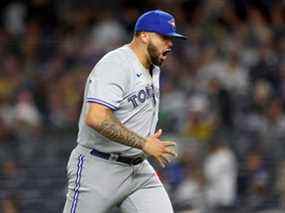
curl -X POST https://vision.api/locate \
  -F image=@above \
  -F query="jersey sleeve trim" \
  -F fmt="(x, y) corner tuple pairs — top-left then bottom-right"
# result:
(86, 97), (119, 111)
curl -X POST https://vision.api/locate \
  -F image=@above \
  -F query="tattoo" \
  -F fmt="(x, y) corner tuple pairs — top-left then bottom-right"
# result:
(95, 112), (146, 150)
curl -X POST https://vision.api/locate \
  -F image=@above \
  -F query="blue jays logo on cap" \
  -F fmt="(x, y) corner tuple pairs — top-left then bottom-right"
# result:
(134, 10), (186, 39)
(168, 18), (176, 28)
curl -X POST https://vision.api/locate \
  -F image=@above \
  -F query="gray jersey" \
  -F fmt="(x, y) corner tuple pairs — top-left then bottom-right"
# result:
(77, 45), (160, 156)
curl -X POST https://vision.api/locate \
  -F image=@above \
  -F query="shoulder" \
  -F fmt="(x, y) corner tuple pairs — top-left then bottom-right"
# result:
(98, 45), (131, 66)
(90, 46), (131, 75)
(88, 46), (134, 84)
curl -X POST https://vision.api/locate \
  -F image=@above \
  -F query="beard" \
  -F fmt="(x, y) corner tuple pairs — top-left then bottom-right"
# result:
(147, 41), (162, 66)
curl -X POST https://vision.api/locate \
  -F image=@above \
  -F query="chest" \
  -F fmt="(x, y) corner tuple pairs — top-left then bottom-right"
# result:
(123, 66), (160, 110)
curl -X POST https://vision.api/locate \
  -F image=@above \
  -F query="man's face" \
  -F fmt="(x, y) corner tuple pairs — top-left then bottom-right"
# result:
(146, 33), (173, 66)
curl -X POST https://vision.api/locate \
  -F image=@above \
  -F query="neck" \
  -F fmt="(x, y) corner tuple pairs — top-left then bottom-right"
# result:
(129, 40), (152, 70)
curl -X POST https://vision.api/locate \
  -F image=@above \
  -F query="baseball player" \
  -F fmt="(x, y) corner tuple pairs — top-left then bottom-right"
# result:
(63, 10), (186, 213)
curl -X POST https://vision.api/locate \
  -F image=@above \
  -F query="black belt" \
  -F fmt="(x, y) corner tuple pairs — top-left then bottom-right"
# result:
(90, 149), (145, 165)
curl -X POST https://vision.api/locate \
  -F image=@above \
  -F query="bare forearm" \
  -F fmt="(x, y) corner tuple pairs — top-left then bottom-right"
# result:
(92, 113), (146, 150)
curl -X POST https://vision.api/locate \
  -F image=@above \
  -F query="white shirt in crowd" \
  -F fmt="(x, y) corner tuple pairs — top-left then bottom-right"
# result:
(204, 147), (237, 207)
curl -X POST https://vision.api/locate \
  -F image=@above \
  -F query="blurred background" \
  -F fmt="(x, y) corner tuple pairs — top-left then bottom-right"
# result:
(0, 0), (284, 212)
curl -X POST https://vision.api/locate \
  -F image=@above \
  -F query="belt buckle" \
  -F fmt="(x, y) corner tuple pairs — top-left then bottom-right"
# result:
(131, 157), (143, 165)
(109, 153), (119, 161)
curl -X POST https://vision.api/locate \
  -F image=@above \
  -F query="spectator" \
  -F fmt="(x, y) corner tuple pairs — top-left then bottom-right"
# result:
(14, 89), (42, 128)
(2, 1), (26, 36)
(182, 95), (217, 143)
(159, 78), (187, 133)
(91, 9), (127, 52)
(204, 135), (237, 212)
(174, 162), (205, 212)
(249, 43), (280, 92)
(243, 149), (271, 210)
(276, 160), (285, 209)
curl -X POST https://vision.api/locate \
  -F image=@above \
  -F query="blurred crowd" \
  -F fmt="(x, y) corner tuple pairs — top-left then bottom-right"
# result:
(0, 0), (284, 212)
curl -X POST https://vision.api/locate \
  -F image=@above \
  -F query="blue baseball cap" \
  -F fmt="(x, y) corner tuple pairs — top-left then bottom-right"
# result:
(134, 10), (187, 39)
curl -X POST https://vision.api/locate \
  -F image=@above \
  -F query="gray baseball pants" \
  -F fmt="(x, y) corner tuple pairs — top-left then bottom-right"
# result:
(62, 145), (174, 213)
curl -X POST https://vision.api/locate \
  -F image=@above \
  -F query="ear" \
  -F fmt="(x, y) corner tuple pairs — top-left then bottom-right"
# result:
(140, 32), (150, 44)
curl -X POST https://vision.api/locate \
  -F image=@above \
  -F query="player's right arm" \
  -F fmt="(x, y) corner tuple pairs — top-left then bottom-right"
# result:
(85, 102), (177, 167)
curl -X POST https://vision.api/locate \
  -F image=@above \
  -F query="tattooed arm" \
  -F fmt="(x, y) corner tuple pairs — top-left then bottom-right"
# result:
(85, 102), (146, 149)
(85, 102), (177, 167)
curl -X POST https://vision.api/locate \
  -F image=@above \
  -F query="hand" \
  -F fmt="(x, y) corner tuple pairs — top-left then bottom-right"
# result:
(142, 129), (177, 167)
